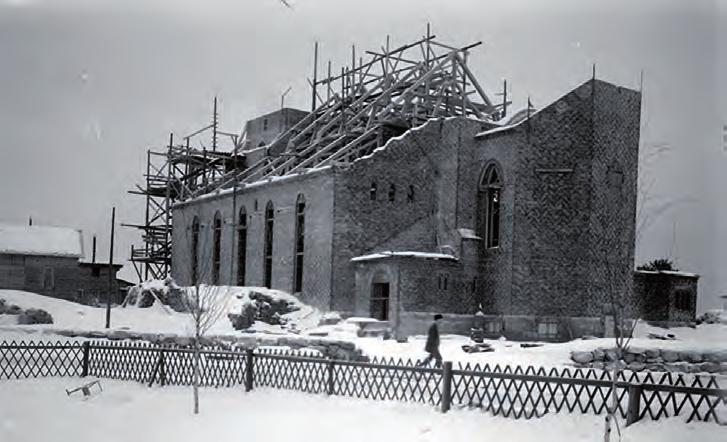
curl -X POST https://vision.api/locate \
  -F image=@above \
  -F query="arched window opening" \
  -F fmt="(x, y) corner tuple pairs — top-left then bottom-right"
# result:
(407, 185), (415, 203)
(263, 201), (275, 288)
(480, 164), (503, 249)
(388, 184), (396, 202)
(237, 207), (247, 286)
(191, 216), (200, 285)
(212, 212), (222, 284)
(370, 182), (377, 201)
(293, 195), (306, 293)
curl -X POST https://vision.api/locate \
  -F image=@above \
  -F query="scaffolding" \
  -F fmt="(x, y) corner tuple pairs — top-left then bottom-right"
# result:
(127, 28), (510, 281)
(125, 98), (241, 281)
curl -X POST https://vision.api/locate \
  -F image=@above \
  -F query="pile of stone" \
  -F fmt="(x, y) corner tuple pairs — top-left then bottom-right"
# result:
(571, 347), (727, 374)
(228, 290), (302, 330)
(462, 342), (494, 353)
(49, 328), (368, 361)
(0, 299), (53, 325)
(123, 278), (188, 313)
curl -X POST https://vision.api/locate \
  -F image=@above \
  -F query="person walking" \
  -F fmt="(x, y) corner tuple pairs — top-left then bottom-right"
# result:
(417, 314), (443, 368)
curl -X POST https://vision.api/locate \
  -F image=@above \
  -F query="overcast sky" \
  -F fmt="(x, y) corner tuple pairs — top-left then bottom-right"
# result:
(1, 0), (724, 310)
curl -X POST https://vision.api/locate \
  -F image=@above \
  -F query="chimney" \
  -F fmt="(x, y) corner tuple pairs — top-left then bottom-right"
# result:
(92, 235), (97, 264)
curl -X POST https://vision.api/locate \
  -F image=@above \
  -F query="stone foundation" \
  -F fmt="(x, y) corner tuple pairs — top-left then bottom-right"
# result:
(571, 347), (727, 374)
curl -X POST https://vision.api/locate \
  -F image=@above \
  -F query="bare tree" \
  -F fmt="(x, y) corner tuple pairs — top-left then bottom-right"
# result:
(178, 210), (233, 415)
(599, 134), (677, 440)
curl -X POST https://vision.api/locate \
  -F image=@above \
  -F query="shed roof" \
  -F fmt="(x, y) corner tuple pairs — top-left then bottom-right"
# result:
(0, 223), (83, 258)
(351, 251), (458, 263)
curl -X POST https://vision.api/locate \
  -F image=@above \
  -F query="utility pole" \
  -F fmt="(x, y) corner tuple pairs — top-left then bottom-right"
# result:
(106, 206), (115, 329)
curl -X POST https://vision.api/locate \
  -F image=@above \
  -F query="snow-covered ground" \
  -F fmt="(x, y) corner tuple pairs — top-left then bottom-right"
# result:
(2, 288), (726, 370)
(0, 378), (722, 442)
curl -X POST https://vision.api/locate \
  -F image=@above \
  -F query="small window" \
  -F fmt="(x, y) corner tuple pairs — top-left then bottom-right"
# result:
(212, 211), (222, 285)
(370, 182), (377, 201)
(388, 184), (396, 202)
(10, 255), (24, 266)
(537, 320), (558, 339)
(254, 199), (259, 211)
(92, 267), (100, 277)
(437, 274), (449, 291)
(407, 185), (415, 203)
(263, 118), (269, 130)
(471, 277), (478, 294)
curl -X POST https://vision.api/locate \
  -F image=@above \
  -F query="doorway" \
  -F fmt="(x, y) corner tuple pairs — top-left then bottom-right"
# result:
(370, 282), (390, 321)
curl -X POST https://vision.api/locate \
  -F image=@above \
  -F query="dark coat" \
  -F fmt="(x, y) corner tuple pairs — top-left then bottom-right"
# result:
(425, 322), (440, 353)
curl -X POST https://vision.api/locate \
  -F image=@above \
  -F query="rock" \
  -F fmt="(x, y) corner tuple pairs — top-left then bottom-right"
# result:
(17, 308), (53, 325)
(704, 350), (727, 363)
(308, 331), (329, 337)
(680, 351), (704, 363)
(318, 312), (342, 326)
(592, 349), (605, 362)
(699, 362), (721, 373)
(646, 363), (666, 372)
(604, 349), (618, 362)
(661, 349), (680, 363)
(645, 357), (663, 364)
(107, 330), (131, 341)
(592, 362), (606, 370)
(627, 362), (646, 372)
(571, 351), (594, 364)
(644, 348), (661, 359)
(623, 352), (635, 363)
(665, 362), (689, 373)
(520, 343), (544, 349)
(720, 362), (727, 374)
(4, 304), (23, 315)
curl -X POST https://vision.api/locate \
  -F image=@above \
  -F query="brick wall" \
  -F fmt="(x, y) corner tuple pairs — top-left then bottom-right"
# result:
(171, 168), (335, 309)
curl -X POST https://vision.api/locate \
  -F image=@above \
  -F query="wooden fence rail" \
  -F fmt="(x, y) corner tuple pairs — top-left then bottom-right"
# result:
(1, 340), (725, 425)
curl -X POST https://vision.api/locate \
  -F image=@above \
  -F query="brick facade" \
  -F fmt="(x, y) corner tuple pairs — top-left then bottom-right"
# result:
(172, 78), (653, 340)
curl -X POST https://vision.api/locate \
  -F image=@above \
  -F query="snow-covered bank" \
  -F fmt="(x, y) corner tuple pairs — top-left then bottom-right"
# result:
(0, 378), (723, 442)
(2, 289), (726, 371)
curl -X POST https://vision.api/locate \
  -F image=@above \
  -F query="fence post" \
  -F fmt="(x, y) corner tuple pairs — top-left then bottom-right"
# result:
(326, 360), (335, 395)
(245, 349), (254, 392)
(441, 361), (453, 413)
(160, 352), (166, 386)
(81, 341), (90, 377)
(626, 384), (643, 426)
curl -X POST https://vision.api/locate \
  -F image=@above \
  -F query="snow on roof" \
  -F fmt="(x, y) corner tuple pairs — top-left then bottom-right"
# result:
(635, 269), (699, 278)
(351, 251), (458, 262)
(0, 223), (83, 258)
(457, 228), (482, 240)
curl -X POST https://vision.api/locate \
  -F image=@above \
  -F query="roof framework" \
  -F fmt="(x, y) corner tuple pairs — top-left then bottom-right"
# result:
(195, 32), (506, 196)
(127, 30), (508, 281)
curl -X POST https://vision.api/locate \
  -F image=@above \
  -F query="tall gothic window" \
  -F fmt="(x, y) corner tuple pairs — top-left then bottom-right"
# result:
(263, 201), (275, 288)
(212, 211), (222, 284)
(293, 195), (306, 293)
(480, 164), (502, 249)
(237, 207), (247, 286)
(191, 216), (200, 285)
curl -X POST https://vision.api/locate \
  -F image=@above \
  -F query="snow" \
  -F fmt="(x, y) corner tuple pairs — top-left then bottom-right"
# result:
(351, 251), (458, 262)
(0, 287), (322, 338)
(635, 269), (699, 278)
(2, 288), (725, 373)
(0, 378), (723, 442)
(0, 223), (83, 258)
(457, 228), (482, 240)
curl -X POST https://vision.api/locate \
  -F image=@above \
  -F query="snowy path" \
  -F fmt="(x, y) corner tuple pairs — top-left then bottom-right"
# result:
(0, 378), (723, 442)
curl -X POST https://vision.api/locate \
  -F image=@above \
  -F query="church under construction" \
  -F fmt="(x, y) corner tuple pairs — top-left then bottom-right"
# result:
(128, 32), (651, 340)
